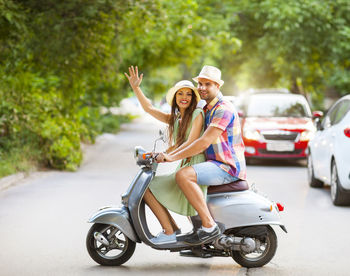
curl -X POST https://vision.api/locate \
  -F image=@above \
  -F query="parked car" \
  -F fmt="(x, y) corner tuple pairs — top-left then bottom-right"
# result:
(307, 94), (350, 205)
(237, 91), (321, 162)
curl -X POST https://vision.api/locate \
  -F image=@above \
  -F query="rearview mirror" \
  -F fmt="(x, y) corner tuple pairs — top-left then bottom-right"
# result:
(158, 129), (166, 142)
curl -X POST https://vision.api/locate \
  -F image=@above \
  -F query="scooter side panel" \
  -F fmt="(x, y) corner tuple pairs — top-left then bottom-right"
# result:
(88, 206), (140, 242)
(207, 190), (284, 229)
(128, 168), (156, 246)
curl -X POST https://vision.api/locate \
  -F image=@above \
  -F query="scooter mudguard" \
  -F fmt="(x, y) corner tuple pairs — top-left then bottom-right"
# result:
(207, 190), (285, 230)
(88, 205), (140, 242)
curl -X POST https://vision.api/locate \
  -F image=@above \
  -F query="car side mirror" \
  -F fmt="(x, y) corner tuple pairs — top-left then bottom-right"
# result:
(312, 111), (323, 119)
(315, 118), (323, 131)
(312, 111), (324, 131)
(238, 110), (244, 117)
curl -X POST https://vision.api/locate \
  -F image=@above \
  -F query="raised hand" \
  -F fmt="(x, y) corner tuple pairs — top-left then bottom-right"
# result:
(124, 66), (143, 90)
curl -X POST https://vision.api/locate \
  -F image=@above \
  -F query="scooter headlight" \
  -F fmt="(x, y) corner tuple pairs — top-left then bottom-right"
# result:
(134, 146), (146, 160)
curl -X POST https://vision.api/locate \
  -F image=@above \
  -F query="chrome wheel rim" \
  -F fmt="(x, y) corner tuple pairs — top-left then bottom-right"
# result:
(94, 225), (128, 260)
(239, 237), (270, 261)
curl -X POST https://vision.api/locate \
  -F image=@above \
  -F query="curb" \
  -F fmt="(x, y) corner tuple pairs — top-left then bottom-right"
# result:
(0, 173), (26, 192)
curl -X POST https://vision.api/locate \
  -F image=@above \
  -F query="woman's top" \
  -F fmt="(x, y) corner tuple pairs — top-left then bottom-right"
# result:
(149, 108), (207, 216)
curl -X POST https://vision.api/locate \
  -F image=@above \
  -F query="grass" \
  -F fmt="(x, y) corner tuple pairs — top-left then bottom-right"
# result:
(0, 145), (40, 178)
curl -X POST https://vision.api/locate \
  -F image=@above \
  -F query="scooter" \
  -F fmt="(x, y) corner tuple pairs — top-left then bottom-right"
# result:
(86, 132), (287, 268)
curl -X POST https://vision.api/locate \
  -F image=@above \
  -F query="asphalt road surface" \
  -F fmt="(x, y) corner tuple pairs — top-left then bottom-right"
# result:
(0, 115), (349, 276)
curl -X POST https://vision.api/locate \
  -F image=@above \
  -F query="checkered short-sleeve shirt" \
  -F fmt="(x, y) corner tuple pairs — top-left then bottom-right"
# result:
(204, 93), (246, 180)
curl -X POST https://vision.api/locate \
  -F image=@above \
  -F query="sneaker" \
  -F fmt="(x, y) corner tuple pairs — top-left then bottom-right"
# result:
(151, 231), (177, 244)
(183, 224), (221, 246)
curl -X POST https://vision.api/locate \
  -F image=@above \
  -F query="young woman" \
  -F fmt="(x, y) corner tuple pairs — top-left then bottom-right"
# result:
(124, 66), (206, 244)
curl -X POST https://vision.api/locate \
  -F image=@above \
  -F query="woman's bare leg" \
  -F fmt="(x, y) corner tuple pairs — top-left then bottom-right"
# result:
(143, 189), (179, 234)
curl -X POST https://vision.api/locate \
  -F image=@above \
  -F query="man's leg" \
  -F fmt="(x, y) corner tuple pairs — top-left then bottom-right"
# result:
(175, 166), (215, 228)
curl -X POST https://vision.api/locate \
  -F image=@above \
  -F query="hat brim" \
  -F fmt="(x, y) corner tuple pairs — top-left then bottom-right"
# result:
(166, 86), (201, 106)
(193, 75), (224, 87)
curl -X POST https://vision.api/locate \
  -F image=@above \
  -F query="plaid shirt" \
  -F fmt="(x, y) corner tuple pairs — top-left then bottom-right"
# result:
(203, 92), (247, 180)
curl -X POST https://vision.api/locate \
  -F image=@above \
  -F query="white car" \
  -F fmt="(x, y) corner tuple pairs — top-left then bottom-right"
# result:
(308, 94), (350, 205)
(223, 95), (237, 106)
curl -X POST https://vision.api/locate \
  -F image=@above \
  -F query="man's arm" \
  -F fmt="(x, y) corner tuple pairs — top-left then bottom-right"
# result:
(160, 126), (223, 162)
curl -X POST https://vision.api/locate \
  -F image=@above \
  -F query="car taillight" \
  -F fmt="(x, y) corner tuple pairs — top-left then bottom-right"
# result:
(344, 128), (350, 138)
(276, 202), (284, 212)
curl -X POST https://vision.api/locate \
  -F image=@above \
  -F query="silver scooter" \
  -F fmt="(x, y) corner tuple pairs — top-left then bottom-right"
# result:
(86, 132), (287, 268)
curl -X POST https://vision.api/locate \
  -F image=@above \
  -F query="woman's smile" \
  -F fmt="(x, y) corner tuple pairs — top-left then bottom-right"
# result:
(176, 88), (193, 109)
(179, 99), (189, 105)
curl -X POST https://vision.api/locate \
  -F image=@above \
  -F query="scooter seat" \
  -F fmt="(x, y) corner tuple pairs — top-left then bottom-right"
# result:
(207, 179), (249, 194)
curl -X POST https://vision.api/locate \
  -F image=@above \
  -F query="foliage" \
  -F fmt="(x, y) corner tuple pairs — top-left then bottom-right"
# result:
(218, 0), (350, 103)
(0, 0), (349, 177)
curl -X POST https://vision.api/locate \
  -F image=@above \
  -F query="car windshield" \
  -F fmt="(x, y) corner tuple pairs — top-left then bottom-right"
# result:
(246, 94), (311, 117)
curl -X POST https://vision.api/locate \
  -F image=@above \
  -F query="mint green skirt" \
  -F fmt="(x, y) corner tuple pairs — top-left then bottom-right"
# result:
(149, 153), (207, 216)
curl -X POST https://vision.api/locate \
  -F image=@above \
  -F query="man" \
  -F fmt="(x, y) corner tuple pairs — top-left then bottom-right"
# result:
(157, 65), (247, 245)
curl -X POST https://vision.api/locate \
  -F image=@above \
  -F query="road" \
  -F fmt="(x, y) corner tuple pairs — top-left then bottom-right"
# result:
(0, 115), (349, 276)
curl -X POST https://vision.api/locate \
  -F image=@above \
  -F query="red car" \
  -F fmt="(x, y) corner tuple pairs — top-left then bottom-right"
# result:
(237, 91), (322, 161)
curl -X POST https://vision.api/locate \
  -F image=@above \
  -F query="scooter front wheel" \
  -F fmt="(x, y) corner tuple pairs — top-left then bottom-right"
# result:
(230, 225), (277, 268)
(86, 223), (136, 266)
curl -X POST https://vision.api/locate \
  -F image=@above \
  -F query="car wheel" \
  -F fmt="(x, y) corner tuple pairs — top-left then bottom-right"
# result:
(307, 153), (323, 188)
(330, 160), (350, 206)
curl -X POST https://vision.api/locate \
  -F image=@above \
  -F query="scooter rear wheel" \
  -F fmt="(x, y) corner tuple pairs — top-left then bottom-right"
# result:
(86, 223), (136, 266)
(230, 225), (277, 268)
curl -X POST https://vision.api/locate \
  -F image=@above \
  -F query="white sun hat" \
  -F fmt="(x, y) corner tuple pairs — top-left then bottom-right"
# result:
(193, 65), (224, 87)
(166, 80), (201, 106)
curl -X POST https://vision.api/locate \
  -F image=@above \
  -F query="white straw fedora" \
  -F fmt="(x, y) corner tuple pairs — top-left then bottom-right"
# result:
(166, 80), (201, 106)
(193, 65), (224, 87)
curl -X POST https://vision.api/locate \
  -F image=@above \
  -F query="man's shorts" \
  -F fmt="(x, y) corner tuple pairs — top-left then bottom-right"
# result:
(192, 161), (239, 186)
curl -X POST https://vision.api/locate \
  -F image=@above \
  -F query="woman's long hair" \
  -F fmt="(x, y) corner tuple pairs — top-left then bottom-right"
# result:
(167, 90), (198, 152)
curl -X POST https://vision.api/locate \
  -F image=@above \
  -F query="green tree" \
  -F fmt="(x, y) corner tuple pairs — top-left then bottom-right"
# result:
(218, 0), (350, 103)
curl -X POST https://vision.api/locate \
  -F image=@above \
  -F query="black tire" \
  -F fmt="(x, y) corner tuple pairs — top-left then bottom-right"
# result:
(245, 157), (252, 165)
(86, 223), (136, 266)
(307, 152), (323, 188)
(331, 160), (350, 206)
(230, 226), (277, 268)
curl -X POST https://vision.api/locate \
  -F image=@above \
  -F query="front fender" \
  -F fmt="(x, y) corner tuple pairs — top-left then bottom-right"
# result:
(88, 206), (140, 242)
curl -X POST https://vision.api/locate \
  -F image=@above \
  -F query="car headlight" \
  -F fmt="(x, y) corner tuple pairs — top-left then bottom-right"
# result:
(300, 130), (314, 141)
(243, 129), (261, 141)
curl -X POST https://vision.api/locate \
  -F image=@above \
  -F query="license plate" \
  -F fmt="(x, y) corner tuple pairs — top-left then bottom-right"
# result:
(266, 142), (295, 152)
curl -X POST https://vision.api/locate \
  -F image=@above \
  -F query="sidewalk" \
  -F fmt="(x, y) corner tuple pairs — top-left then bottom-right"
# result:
(0, 172), (26, 192)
